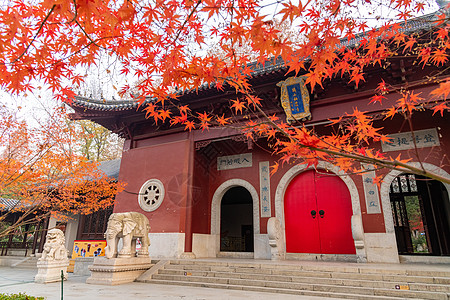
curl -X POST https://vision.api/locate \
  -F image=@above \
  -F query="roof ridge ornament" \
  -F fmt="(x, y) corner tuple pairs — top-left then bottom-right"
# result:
(277, 76), (311, 124)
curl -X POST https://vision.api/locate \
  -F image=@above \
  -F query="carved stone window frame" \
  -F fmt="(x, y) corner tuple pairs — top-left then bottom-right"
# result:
(138, 179), (165, 212)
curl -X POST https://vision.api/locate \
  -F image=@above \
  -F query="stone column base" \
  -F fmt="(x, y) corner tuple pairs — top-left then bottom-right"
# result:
(180, 252), (196, 259)
(35, 259), (69, 284)
(86, 256), (152, 285)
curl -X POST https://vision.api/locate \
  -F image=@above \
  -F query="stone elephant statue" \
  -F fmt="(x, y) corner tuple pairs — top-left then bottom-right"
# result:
(104, 212), (150, 259)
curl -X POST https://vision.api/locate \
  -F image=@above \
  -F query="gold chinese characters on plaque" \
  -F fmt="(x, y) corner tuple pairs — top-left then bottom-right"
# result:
(277, 76), (311, 123)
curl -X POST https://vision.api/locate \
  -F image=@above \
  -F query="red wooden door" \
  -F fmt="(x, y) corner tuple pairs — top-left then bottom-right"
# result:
(284, 169), (355, 254)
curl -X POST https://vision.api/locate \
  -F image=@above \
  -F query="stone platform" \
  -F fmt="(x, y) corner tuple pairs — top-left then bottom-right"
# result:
(86, 256), (152, 285)
(34, 259), (69, 283)
(139, 258), (450, 299)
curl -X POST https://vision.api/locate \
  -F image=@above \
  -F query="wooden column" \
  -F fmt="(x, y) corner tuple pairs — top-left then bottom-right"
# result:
(38, 217), (49, 253)
(31, 220), (41, 255)
(21, 224), (29, 256)
(184, 135), (195, 254)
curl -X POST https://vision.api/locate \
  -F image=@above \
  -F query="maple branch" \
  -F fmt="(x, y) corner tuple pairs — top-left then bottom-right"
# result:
(75, 20), (113, 52)
(68, 0), (78, 24)
(1, 144), (55, 190)
(47, 0), (78, 25)
(19, 35), (122, 75)
(0, 210), (52, 240)
(10, 5), (56, 65)
(171, 0), (203, 46)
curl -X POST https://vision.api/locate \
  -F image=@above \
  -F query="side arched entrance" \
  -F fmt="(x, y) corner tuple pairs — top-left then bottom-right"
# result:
(284, 169), (356, 254)
(211, 179), (260, 257)
(220, 186), (254, 252)
(381, 163), (450, 260)
(389, 174), (450, 256)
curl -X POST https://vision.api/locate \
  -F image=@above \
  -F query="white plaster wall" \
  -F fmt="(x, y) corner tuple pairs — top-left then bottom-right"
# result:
(48, 217), (57, 229)
(364, 233), (399, 263)
(254, 234), (271, 259)
(65, 215), (80, 256)
(148, 233), (185, 258)
(192, 233), (218, 258)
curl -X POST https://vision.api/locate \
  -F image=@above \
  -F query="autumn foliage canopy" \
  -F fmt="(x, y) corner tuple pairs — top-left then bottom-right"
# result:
(0, 0), (449, 184)
(0, 106), (124, 237)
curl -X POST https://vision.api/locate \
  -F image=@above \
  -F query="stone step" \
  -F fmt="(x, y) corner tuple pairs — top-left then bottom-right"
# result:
(10, 257), (38, 269)
(146, 277), (448, 300)
(157, 268), (450, 292)
(167, 260), (450, 278)
(147, 260), (450, 299)
(164, 263), (450, 286)
(151, 260), (450, 299)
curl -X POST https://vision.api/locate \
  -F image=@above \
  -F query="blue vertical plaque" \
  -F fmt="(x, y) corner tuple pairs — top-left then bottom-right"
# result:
(286, 83), (305, 114)
(277, 77), (311, 123)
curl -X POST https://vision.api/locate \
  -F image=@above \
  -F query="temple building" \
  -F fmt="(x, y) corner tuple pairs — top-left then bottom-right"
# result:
(69, 14), (450, 264)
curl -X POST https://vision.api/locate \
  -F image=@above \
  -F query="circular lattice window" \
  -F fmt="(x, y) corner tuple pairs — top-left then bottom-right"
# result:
(138, 179), (165, 212)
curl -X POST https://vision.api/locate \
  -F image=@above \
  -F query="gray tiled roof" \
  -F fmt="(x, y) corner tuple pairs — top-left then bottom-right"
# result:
(98, 159), (121, 180)
(0, 198), (33, 212)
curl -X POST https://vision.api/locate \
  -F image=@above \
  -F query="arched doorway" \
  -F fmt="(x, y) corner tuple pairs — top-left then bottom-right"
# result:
(220, 186), (254, 252)
(389, 174), (450, 256)
(284, 169), (356, 254)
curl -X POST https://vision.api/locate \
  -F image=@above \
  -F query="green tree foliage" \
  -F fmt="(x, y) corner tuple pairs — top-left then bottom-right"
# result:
(76, 120), (123, 162)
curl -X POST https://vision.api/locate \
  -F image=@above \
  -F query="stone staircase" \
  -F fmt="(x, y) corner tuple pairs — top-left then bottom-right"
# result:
(10, 256), (39, 269)
(137, 259), (450, 299)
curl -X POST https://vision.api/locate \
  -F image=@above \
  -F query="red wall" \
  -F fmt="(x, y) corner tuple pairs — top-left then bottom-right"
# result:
(114, 133), (193, 233)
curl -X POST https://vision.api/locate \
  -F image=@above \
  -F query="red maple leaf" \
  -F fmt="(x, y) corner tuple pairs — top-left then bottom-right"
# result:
(231, 99), (246, 114)
(432, 102), (449, 116)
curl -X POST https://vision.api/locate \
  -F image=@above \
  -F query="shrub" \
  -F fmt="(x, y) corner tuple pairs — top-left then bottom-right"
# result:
(0, 293), (44, 300)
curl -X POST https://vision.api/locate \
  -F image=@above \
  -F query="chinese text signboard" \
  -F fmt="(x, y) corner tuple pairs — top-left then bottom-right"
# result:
(286, 83), (305, 114)
(381, 128), (440, 152)
(72, 240), (107, 258)
(277, 76), (311, 123)
(259, 161), (271, 218)
(217, 153), (252, 171)
(361, 163), (381, 214)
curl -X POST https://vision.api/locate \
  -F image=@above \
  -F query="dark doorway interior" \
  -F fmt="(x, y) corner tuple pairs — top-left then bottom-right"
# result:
(220, 186), (254, 252)
(77, 207), (113, 240)
(390, 174), (450, 256)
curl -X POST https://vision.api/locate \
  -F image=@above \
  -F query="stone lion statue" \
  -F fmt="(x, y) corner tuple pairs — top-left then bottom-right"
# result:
(39, 228), (68, 261)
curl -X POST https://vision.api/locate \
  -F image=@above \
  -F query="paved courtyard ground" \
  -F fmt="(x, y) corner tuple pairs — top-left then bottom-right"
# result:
(0, 267), (341, 300)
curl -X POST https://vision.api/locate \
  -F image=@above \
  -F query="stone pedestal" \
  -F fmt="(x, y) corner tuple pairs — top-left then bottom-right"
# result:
(74, 257), (95, 276)
(180, 252), (196, 259)
(86, 256), (152, 285)
(268, 217), (285, 260)
(35, 259), (69, 283)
